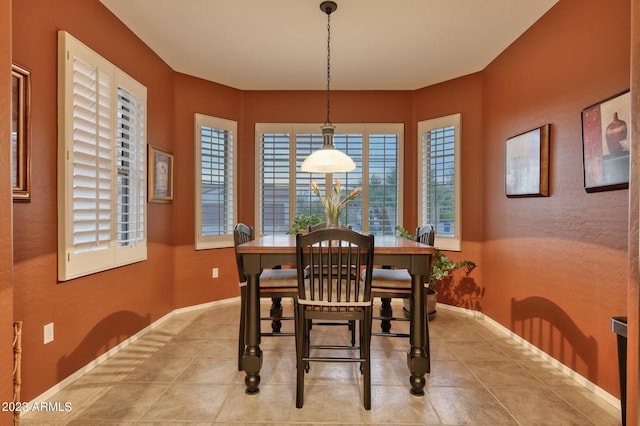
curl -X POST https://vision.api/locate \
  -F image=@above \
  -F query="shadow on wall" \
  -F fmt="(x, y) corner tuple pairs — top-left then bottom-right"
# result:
(511, 296), (598, 381)
(57, 311), (151, 381)
(436, 274), (484, 311)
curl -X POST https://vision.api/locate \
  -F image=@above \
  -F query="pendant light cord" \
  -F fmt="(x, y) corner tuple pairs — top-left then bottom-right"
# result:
(326, 9), (332, 126)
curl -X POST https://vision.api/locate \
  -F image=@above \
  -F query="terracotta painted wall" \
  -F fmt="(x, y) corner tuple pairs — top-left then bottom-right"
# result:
(11, 0), (178, 400)
(239, 89), (415, 226)
(413, 73), (484, 310)
(628, 0), (640, 422)
(171, 73), (243, 308)
(481, 0), (630, 398)
(1, 0), (14, 422)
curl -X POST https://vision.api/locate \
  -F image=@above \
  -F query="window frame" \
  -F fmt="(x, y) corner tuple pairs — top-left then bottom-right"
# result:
(255, 123), (403, 236)
(417, 113), (462, 251)
(194, 113), (238, 250)
(57, 31), (147, 281)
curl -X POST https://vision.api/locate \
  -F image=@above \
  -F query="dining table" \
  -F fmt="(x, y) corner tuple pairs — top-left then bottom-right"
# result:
(236, 233), (435, 396)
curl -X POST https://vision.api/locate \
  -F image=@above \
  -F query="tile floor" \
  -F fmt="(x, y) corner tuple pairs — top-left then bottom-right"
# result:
(20, 299), (622, 425)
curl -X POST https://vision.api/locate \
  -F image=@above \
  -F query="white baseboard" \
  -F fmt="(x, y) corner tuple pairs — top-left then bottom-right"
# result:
(25, 297), (240, 405)
(436, 303), (621, 410)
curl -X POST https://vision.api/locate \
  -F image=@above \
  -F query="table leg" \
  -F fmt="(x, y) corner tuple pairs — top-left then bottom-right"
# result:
(242, 273), (262, 394)
(407, 272), (429, 395)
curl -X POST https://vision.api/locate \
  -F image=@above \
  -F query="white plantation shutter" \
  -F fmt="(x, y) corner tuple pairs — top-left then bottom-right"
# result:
(418, 114), (461, 251)
(195, 114), (237, 249)
(260, 131), (292, 234)
(256, 123), (403, 236)
(58, 31), (147, 280)
(116, 87), (146, 248)
(71, 56), (113, 254)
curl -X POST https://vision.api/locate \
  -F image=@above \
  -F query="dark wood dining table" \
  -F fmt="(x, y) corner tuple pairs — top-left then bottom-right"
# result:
(236, 233), (435, 396)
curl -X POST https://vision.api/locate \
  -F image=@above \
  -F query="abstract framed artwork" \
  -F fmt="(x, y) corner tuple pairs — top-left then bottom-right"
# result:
(148, 145), (174, 203)
(11, 63), (31, 201)
(505, 124), (550, 198)
(581, 90), (630, 192)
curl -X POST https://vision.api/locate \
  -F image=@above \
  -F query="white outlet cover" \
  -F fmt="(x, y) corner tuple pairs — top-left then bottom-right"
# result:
(44, 322), (54, 344)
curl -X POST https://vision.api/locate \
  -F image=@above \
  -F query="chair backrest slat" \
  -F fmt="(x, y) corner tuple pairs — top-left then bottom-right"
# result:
(296, 228), (374, 304)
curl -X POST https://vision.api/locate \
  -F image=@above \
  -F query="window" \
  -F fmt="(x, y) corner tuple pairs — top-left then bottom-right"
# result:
(417, 114), (461, 251)
(58, 31), (147, 281)
(256, 123), (403, 236)
(195, 114), (237, 249)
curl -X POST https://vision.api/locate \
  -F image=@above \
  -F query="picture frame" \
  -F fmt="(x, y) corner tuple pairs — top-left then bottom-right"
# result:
(11, 63), (31, 201)
(148, 145), (174, 203)
(505, 124), (550, 198)
(581, 90), (630, 192)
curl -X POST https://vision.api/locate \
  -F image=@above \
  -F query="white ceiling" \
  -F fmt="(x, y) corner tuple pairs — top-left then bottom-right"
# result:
(99, 0), (558, 91)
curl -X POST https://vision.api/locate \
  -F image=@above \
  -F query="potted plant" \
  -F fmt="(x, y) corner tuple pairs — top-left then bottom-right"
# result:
(287, 214), (323, 234)
(395, 225), (476, 319)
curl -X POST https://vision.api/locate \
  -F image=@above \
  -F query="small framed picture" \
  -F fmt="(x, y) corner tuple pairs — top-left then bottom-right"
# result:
(581, 90), (630, 192)
(505, 124), (550, 198)
(12, 63), (31, 201)
(148, 145), (174, 203)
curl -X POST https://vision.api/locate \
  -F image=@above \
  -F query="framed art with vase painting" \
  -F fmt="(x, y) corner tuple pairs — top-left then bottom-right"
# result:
(581, 90), (630, 193)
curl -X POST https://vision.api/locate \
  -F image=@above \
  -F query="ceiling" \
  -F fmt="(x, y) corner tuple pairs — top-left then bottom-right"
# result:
(99, 0), (558, 91)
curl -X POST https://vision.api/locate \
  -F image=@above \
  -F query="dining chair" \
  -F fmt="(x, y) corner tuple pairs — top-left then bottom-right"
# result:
(307, 222), (356, 346)
(294, 228), (375, 410)
(367, 225), (435, 338)
(234, 223), (298, 371)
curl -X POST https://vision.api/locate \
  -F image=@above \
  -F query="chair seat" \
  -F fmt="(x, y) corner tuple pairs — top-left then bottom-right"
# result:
(261, 268), (298, 288)
(237, 268), (298, 289)
(365, 268), (411, 289)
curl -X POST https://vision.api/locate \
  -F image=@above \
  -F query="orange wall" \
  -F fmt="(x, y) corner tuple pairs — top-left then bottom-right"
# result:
(172, 73), (243, 308)
(11, 0), (179, 399)
(481, 0), (630, 397)
(413, 74), (485, 309)
(1, 0), (14, 422)
(8, 0), (634, 412)
(628, 0), (640, 422)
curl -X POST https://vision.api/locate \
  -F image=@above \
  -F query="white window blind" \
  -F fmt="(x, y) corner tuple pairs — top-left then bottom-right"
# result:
(256, 123), (403, 236)
(58, 31), (147, 281)
(418, 114), (461, 251)
(195, 114), (237, 249)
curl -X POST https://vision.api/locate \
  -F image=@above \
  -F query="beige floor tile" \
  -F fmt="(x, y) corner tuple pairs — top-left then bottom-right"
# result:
(215, 384), (294, 423)
(18, 299), (622, 426)
(140, 383), (230, 422)
(428, 385), (518, 425)
(490, 385), (591, 425)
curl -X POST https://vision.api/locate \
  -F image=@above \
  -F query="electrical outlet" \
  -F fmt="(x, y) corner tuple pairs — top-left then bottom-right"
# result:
(212, 268), (219, 278)
(44, 322), (54, 344)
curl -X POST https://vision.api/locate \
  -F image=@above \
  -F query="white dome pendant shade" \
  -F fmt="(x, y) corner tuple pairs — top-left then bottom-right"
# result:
(301, 125), (356, 173)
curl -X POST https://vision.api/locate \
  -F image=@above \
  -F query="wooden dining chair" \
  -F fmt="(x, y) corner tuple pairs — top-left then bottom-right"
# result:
(294, 228), (375, 410)
(366, 225), (435, 338)
(234, 223), (298, 371)
(307, 222), (357, 346)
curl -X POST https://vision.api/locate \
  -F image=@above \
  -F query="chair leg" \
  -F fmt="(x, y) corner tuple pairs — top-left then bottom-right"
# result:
(350, 320), (356, 346)
(270, 297), (283, 333)
(379, 297), (393, 332)
(238, 286), (247, 371)
(295, 303), (305, 408)
(363, 310), (372, 410)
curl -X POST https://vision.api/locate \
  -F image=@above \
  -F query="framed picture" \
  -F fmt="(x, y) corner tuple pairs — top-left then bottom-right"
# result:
(581, 90), (630, 192)
(11, 63), (31, 201)
(148, 145), (174, 203)
(505, 124), (550, 197)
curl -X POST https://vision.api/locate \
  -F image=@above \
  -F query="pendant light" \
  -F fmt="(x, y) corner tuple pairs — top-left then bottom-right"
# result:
(301, 1), (356, 173)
